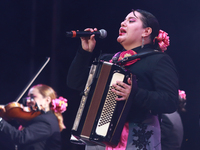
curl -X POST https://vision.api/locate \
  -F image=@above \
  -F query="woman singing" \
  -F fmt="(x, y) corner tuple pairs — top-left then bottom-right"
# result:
(67, 9), (179, 150)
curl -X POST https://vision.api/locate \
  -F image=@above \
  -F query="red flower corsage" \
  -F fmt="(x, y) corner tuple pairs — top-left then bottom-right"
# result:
(118, 50), (140, 66)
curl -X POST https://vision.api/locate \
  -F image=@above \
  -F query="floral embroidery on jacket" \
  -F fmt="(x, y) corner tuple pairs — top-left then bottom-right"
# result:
(132, 123), (153, 150)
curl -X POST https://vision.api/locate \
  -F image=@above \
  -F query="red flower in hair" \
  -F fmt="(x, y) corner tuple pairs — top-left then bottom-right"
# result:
(51, 96), (68, 113)
(178, 90), (186, 100)
(155, 30), (170, 52)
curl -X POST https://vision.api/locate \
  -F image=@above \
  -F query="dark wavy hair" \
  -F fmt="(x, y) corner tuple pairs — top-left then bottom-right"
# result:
(132, 9), (160, 50)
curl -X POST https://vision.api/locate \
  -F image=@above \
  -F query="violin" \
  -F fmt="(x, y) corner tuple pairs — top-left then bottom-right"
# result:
(0, 102), (42, 125)
(0, 57), (50, 125)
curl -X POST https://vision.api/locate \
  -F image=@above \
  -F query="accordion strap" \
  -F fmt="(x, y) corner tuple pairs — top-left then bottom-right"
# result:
(116, 49), (162, 65)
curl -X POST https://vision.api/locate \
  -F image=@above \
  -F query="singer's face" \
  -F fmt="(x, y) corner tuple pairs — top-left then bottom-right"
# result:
(117, 11), (145, 50)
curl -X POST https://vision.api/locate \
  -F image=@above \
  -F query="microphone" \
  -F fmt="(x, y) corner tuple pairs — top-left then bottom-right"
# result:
(66, 29), (107, 39)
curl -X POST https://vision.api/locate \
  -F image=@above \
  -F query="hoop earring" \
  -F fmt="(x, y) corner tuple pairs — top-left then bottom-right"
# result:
(141, 37), (144, 48)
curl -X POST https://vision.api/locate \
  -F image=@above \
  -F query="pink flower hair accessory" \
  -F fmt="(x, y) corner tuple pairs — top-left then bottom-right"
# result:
(154, 30), (170, 52)
(178, 89), (186, 112)
(51, 96), (68, 113)
(178, 90), (186, 100)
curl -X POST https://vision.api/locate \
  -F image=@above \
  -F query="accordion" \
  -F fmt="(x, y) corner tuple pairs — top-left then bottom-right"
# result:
(71, 61), (136, 146)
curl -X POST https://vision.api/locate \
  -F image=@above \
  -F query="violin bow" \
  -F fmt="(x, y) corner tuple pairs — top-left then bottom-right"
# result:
(15, 57), (50, 103)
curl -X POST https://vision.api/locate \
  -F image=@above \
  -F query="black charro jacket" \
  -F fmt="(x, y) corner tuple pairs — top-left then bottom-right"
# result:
(0, 111), (61, 150)
(67, 44), (179, 122)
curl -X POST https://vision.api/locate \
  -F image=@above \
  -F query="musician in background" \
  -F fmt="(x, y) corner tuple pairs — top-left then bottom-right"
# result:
(67, 9), (179, 150)
(0, 84), (67, 150)
(161, 90), (186, 150)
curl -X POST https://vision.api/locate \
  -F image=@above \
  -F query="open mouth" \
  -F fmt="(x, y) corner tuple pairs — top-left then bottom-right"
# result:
(119, 28), (126, 35)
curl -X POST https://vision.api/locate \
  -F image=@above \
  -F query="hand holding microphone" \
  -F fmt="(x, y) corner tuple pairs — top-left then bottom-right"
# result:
(66, 28), (107, 39)
(67, 28), (107, 52)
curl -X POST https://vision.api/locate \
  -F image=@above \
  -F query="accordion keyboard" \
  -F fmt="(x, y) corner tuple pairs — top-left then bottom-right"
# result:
(98, 86), (117, 127)
(96, 72), (124, 137)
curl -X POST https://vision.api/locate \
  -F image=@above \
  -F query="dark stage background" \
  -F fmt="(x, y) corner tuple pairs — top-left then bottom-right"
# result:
(0, 0), (200, 150)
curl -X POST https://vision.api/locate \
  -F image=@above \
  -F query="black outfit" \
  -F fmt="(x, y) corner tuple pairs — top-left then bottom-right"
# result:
(67, 45), (178, 116)
(67, 44), (179, 150)
(0, 111), (61, 150)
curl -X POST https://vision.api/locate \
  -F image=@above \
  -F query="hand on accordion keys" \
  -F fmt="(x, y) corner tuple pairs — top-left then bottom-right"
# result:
(111, 75), (138, 101)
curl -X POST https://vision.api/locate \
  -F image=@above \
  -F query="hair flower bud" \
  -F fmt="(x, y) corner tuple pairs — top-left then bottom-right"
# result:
(51, 96), (68, 113)
(178, 89), (187, 113)
(178, 90), (186, 100)
(155, 30), (170, 52)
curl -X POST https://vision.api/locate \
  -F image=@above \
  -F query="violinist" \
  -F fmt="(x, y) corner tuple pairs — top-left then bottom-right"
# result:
(0, 84), (67, 150)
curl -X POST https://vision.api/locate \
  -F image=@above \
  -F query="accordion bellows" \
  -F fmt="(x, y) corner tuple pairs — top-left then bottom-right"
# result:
(71, 61), (137, 146)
